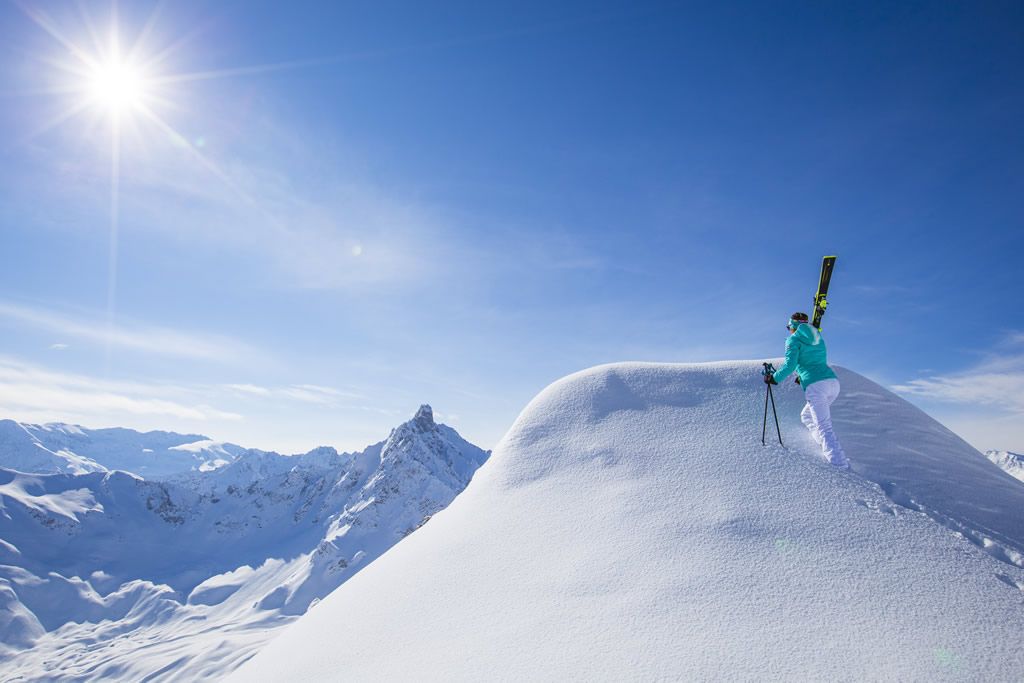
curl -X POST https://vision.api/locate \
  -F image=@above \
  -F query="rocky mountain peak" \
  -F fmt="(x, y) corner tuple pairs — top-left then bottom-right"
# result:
(413, 404), (434, 430)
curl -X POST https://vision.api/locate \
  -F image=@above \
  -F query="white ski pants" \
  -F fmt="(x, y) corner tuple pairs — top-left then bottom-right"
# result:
(800, 378), (848, 467)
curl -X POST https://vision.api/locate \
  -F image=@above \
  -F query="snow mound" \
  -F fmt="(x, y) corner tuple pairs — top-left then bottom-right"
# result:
(234, 361), (1024, 682)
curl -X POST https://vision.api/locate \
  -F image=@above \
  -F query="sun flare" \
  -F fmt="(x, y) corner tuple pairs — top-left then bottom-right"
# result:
(87, 60), (147, 112)
(17, 2), (315, 370)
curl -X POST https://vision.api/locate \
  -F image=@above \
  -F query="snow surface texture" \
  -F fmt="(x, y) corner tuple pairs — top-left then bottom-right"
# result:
(0, 419), (249, 478)
(0, 405), (489, 681)
(235, 362), (1024, 682)
(987, 450), (1024, 483)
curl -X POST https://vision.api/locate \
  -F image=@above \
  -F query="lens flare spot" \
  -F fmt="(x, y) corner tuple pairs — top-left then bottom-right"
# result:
(933, 647), (962, 669)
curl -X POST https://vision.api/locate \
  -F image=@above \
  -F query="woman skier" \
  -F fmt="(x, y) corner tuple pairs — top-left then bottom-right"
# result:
(765, 312), (850, 469)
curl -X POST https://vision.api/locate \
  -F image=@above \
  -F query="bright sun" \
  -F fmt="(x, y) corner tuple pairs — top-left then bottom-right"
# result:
(87, 60), (147, 112)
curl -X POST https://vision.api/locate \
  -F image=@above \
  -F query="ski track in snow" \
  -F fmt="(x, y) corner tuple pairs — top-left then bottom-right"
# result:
(758, 373), (1024, 584)
(232, 361), (1024, 682)
(771, 438), (1024, 581)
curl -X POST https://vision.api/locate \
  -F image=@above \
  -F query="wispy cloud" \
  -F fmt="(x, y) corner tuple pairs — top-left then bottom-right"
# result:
(0, 356), (387, 451)
(0, 356), (242, 424)
(0, 300), (261, 363)
(280, 384), (355, 405)
(224, 382), (363, 406)
(0, 351), (370, 429)
(892, 339), (1024, 412)
(891, 333), (1024, 450)
(893, 371), (1024, 413)
(224, 383), (271, 396)
(433, 409), (460, 424)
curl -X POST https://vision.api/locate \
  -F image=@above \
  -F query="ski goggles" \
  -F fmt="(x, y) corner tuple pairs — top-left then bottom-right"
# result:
(787, 318), (807, 330)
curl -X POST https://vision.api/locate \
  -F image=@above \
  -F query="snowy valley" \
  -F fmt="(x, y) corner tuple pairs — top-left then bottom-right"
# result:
(0, 405), (488, 681)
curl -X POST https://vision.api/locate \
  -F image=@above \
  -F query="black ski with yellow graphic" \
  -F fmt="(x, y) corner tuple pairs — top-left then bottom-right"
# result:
(811, 256), (836, 329)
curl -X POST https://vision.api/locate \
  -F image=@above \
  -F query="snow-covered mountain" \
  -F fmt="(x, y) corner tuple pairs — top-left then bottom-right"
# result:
(986, 450), (1024, 482)
(0, 405), (489, 681)
(235, 363), (1024, 682)
(0, 419), (249, 477)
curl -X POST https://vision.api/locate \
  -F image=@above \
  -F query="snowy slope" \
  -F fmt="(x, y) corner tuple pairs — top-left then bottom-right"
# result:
(987, 450), (1024, 483)
(0, 406), (489, 681)
(0, 419), (248, 477)
(234, 362), (1024, 682)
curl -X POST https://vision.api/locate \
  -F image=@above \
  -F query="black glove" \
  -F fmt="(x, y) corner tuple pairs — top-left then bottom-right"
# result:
(794, 376), (801, 385)
(764, 373), (778, 385)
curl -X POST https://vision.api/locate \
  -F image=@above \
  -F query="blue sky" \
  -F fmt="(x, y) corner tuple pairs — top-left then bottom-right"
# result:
(0, 0), (1022, 453)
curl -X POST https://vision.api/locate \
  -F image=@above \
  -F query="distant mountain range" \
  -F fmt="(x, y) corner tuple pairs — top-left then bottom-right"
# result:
(0, 405), (489, 681)
(987, 449), (1024, 482)
(0, 418), (251, 478)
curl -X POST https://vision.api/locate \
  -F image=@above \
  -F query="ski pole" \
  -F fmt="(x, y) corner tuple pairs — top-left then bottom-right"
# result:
(762, 380), (770, 446)
(761, 362), (783, 446)
(768, 382), (783, 446)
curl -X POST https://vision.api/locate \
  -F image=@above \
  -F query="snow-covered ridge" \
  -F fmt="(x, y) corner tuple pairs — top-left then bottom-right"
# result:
(987, 450), (1024, 482)
(0, 418), (248, 478)
(235, 362), (1024, 682)
(0, 405), (489, 680)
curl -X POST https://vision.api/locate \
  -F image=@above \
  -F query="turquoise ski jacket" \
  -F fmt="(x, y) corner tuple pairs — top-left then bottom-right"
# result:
(772, 323), (837, 390)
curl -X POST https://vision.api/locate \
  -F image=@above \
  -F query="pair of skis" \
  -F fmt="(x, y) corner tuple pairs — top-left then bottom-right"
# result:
(812, 255), (837, 330)
(761, 255), (838, 446)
